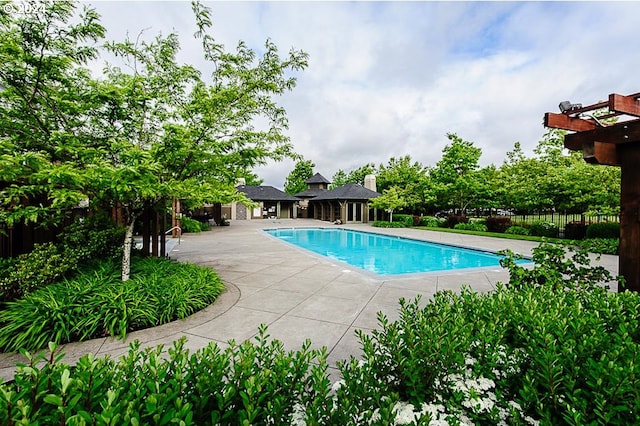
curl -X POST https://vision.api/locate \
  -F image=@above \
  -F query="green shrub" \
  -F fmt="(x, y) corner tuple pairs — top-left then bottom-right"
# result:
(0, 243), (73, 302)
(586, 222), (620, 239)
(577, 238), (619, 255)
(392, 214), (414, 227)
(340, 244), (633, 425)
(453, 222), (488, 232)
(419, 216), (445, 227)
(505, 225), (531, 236)
(180, 216), (204, 233)
(468, 217), (486, 224)
(485, 216), (512, 233)
(499, 242), (618, 291)
(0, 257), (225, 352)
(529, 221), (559, 238)
(372, 220), (406, 228)
(0, 328), (332, 425)
(59, 215), (126, 264)
(0, 217), (126, 303)
(348, 284), (640, 424)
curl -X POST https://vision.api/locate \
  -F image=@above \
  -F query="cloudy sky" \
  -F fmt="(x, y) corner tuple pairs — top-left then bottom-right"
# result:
(84, 0), (640, 188)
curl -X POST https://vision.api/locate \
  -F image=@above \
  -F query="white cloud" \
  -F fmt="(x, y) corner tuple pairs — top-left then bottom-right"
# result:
(85, 0), (640, 188)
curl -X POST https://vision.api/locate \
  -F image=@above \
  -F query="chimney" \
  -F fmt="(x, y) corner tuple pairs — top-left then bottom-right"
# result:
(364, 174), (376, 192)
(236, 177), (246, 186)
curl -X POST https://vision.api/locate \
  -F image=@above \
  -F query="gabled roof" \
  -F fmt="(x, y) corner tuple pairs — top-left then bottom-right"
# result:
(311, 183), (380, 201)
(306, 173), (331, 184)
(236, 185), (300, 202)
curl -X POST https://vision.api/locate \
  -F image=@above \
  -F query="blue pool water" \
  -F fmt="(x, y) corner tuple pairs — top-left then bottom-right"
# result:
(264, 228), (530, 276)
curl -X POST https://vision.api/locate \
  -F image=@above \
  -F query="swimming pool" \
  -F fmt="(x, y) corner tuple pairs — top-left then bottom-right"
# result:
(264, 228), (530, 276)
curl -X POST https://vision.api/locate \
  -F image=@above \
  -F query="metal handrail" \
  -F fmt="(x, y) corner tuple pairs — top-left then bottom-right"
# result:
(165, 226), (182, 245)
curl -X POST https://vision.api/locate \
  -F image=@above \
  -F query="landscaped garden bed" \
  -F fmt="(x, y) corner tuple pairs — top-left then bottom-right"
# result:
(1, 243), (636, 425)
(0, 216), (225, 353)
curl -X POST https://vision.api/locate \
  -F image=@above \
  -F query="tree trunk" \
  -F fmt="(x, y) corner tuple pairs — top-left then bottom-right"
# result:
(121, 219), (136, 282)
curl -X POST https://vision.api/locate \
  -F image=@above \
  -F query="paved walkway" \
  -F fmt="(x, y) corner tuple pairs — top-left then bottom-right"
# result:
(0, 219), (619, 381)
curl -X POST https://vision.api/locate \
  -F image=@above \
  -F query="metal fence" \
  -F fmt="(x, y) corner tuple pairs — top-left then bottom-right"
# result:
(508, 212), (619, 237)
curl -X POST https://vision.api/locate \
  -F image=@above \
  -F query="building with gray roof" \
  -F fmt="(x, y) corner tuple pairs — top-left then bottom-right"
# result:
(309, 182), (382, 223)
(231, 185), (300, 220)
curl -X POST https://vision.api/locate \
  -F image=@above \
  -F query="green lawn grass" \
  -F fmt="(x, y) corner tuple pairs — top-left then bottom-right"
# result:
(414, 226), (566, 244)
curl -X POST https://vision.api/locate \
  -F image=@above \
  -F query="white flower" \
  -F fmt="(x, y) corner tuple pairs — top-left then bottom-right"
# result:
(525, 415), (540, 426)
(421, 402), (446, 417)
(458, 413), (475, 425)
(465, 357), (477, 366)
(475, 377), (495, 391)
(393, 401), (417, 425)
(508, 400), (522, 412)
(290, 403), (306, 426)
(369, 408), (381, 424)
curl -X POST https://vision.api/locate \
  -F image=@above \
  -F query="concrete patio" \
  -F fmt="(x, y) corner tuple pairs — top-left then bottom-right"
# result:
(0, 219), (619, 381)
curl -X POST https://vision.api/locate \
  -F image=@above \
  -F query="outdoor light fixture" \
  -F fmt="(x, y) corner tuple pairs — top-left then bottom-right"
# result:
(559, 100), (582, 113)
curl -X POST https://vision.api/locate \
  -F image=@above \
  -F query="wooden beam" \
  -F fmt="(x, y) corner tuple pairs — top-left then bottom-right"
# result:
(544, 112), (598, 132)
(582, 141), (620, 166)
(619, 144), (640, 292)
(609, 93), (640, 118)
(564, 119), (640, 150)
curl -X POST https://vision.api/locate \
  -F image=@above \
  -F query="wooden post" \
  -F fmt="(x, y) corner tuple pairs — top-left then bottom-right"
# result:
(160, 204), (167, 257)
(619, 144), (640, 292)
(141, 207), (150, 258)
(172, 198), (181, 238)
(151, 208), (158, 258)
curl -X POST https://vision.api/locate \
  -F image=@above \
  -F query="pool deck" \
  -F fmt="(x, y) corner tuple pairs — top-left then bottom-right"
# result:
(0, 219), (619, 382)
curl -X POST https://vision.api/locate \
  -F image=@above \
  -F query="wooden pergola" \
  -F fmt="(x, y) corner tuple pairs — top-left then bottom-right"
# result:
(545, 92), (640, 292)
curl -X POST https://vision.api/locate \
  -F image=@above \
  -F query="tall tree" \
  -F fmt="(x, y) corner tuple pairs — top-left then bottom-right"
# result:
(0, 1), (106, 227)
(330, 169), (349, 188)
(376, 155), (432, 213)
(370, 186), (406, 223)
(284, 159), (315, 194)
(500, 132), (621, 214)
(430, 133), (482, 214)
(0, 1), (309, 281)
(330, 163), (376, 189)
(242, 170), (264, 186)
(93, 1), (309, 280)
(501, 142), (551, 213)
